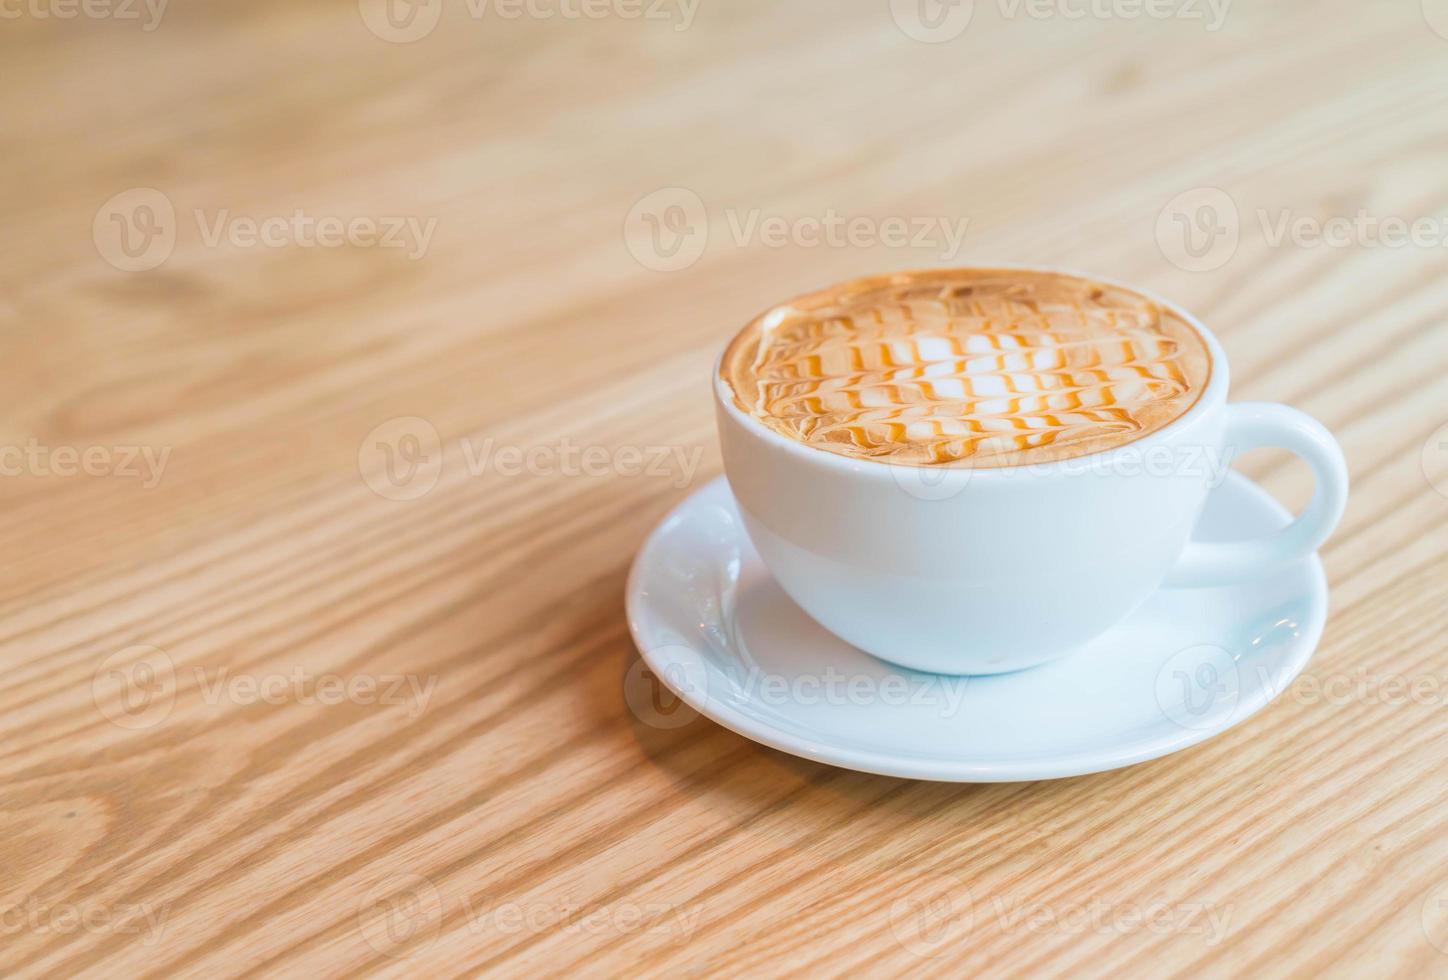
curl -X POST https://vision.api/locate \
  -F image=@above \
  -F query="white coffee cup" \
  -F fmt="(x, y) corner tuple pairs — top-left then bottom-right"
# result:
(714, 271), (1349, 675)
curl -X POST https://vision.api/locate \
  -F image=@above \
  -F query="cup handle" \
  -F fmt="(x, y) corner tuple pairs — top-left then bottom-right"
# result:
(1164, 402), (1349, 587)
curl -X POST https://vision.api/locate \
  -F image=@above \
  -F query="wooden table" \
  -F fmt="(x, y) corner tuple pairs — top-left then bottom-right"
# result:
(3, 1), (1446, 976)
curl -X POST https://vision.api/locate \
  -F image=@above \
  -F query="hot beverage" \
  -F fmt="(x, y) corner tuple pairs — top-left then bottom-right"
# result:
(721, 268), (1211, 467)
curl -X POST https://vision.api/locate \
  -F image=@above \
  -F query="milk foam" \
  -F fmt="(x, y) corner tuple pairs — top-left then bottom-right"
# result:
(721, 269), (1211, 467)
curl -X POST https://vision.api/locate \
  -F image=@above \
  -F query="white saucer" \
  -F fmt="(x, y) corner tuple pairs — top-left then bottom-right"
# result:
(626, 474), (1327, 782)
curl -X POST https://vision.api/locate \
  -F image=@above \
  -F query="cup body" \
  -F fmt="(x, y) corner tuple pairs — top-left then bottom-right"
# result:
(714, 278), (1232, 675)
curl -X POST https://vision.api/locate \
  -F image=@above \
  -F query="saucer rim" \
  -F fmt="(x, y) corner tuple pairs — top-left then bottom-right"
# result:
(625, 474), (1327, 782)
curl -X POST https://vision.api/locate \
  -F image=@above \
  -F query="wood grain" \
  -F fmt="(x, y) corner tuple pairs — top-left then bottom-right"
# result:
(2, 1), (1447, 976)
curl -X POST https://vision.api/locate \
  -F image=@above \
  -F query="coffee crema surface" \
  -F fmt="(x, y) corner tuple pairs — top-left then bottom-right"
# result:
(720, 269), (1211, 467)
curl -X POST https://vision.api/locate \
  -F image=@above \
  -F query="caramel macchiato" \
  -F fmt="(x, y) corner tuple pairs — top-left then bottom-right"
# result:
(720, 268), (1211, 467)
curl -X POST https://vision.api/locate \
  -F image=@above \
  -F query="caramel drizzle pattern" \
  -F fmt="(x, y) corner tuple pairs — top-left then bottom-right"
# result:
(746, 291), (1192, 464)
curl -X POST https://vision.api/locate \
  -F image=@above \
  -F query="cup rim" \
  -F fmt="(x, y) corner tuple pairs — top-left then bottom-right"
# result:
(712, 265), (1231, 481)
